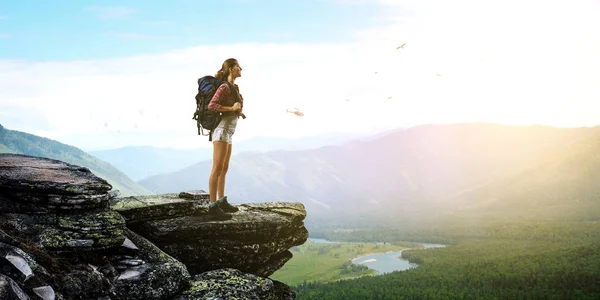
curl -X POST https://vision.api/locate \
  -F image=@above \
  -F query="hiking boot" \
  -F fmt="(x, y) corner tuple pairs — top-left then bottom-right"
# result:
(217, 196), (239, 213)
(208, 202), (232, 220)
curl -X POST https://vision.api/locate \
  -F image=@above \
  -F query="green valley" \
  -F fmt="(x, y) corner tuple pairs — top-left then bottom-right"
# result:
(293, 222), (600, 299)
(271, 242), (407, 286)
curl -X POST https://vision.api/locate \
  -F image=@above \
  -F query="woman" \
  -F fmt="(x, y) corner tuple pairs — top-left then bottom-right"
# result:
(206, 58), (246, 219)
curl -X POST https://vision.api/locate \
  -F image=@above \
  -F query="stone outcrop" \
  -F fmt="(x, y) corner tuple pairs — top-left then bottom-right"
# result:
(0, 154), (306, 299)
(118, 197), (309, 277)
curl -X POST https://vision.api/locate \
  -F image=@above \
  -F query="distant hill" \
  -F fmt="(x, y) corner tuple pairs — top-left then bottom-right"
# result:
(89, 132), (366, 181)
(138, 122), (600, 225)
(445, 128), (600, 224)
(0, 124), (151, 197)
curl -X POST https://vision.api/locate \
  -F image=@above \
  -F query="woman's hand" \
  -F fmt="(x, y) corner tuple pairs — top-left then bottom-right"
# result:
(232, 102), (242, 111)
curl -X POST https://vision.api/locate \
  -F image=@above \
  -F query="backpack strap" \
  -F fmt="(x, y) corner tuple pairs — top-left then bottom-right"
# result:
(223, 81), (241, 103)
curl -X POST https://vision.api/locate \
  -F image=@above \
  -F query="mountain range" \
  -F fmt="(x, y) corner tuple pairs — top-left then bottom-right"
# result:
(137, 122), (600, 226)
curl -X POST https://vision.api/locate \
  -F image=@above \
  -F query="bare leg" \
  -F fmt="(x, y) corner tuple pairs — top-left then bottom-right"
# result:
(217, 143), (233, 199)
(209, 141), (228, 203)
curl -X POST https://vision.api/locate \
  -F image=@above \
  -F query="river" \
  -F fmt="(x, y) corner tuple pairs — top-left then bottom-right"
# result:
(306, 238), (446, 275)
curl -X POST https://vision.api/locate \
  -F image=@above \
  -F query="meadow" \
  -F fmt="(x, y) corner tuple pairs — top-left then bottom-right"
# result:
(270, 241), (407, 285)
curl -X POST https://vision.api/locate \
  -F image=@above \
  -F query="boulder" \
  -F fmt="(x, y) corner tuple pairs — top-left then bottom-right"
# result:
(175, 268), (295, 300)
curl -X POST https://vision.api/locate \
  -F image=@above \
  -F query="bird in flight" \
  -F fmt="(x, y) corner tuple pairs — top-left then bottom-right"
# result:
(396, 43), (406, 50)
(286, 108), (304, 117)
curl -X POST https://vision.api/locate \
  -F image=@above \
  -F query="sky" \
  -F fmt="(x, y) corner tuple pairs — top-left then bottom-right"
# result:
(1, 0), (599, 151)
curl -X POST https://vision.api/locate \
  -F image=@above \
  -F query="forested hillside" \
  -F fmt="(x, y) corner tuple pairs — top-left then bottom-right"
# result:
(0, 124), (150, 196)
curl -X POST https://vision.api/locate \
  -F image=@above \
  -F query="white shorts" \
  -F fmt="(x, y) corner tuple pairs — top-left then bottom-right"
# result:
(211, 115), (238, 144)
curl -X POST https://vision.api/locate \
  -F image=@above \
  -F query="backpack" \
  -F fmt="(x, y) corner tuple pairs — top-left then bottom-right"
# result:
(192, 76), (240, 141)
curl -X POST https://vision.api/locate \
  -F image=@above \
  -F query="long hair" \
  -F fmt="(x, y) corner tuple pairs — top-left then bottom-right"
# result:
(215, 58), (238, 82)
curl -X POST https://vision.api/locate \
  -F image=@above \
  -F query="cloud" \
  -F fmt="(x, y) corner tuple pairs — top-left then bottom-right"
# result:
(85, 6), (136, 19)
(2, 0), (599, 151)
(0, 34), (10, 39)
(0, 42), (418, 150)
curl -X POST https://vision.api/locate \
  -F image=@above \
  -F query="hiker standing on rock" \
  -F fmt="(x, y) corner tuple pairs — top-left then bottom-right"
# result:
(207, 58), (246, 219)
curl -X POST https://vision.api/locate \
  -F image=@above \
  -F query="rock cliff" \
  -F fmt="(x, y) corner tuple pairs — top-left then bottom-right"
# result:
(0, 154), (307, 299)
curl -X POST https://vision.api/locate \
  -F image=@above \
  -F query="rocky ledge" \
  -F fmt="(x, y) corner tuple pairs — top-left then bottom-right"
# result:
(116, 194), (308, 278)
(0, 154), (307, 299)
